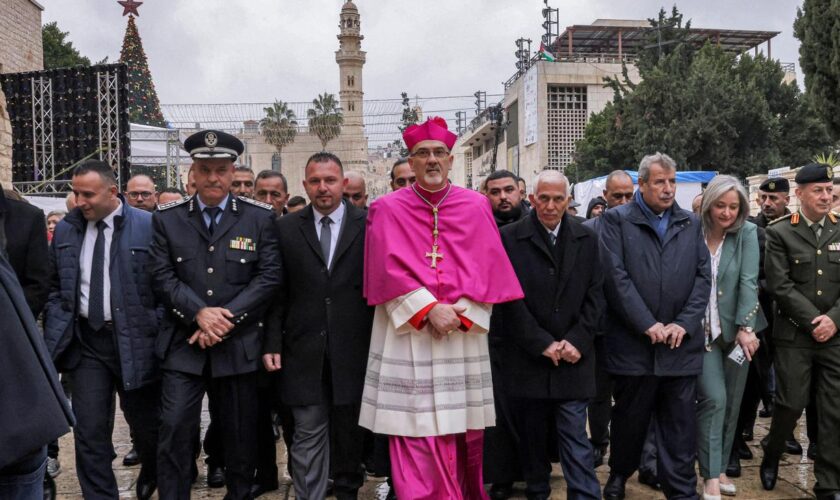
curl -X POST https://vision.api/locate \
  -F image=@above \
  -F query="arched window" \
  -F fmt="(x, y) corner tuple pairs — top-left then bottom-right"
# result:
(348, 102), (355, 112)
(271, 153), (281, 172)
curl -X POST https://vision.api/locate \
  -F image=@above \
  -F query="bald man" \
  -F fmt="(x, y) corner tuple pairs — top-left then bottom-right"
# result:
(343, 171), (368, 209)
(125, 174), (158, 212)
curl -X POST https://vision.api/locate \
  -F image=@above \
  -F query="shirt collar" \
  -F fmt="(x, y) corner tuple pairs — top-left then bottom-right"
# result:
(96, 200), (123, 229)
(541, 221), (560, 238)
(801, 211), (825, 228)
(314, 200), (346, 224)
(196, 194), (229, 213)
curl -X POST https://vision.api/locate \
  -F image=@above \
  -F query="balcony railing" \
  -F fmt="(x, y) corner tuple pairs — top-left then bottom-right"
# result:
(504, 52), (638, 89)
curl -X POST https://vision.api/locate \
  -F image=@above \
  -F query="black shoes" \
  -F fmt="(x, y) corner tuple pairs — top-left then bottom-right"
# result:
(593, 445), (606, 468)
(251, 481), (280, 498)
(759, 456), (779, 490)
(809, 443), (818, 460)
(603, 473), (627, 500)
(489, 482), (514, 499)
(786, 438), (804, 455)
(743, 429), (754, 441)
(726, 452), (742, 478)
(136, 467), (157, 500)
(122, 447), (140, 466)
(638, 469), (661, 491)
(207, 465), (225, 488)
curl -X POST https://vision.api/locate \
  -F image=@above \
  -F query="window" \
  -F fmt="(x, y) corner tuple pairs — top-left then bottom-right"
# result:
(546, 85), (587, 170)
(465, 151), (473, 190)
(271, 153), (281, 172)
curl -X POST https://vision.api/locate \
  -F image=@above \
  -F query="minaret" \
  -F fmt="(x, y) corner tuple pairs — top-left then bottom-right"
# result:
(335, 1), (368, 169)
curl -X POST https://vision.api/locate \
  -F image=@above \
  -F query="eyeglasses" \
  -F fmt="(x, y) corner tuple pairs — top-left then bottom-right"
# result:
(126, 191), (154, 200)
(232, 181), (254, 188)
(410, 149), (449, 160)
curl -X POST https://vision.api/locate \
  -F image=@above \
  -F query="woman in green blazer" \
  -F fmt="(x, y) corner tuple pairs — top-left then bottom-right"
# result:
(696, 175), (767, 499)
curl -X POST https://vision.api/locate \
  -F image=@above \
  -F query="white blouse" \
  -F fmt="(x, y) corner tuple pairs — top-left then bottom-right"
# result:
(704, 235), (725, 346)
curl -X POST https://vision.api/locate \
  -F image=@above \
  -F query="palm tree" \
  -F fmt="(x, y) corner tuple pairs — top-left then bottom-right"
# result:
(260, 100), (298, 164)
(307, 92), (344, 150)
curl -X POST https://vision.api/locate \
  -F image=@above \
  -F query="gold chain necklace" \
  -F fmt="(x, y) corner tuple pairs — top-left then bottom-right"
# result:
(411, 183), (453, 268)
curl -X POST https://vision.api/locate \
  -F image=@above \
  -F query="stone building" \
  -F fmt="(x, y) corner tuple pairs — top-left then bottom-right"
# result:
(209, 0), (372, 199)
(0, 0), (44, 188)
(451, 19), (795, 191)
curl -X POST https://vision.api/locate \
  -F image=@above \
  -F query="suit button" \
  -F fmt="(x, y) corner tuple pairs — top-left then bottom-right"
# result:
(818, 269), (823, 276)
(209, 246), (215, 252)
(817, 250), (822, 255)
(818, 290), (823, 296)
(176, 257), (183, 262)
(554, 307), (560, 313)
(207, 290), (214, 296)
(795, 259), (800, 264)
(718, 291), (723, 296)
(320, 330), (326, 336)
(207, 267), (214, 274)
(240, 258), (246, 263)
(325, 298), (331, 304)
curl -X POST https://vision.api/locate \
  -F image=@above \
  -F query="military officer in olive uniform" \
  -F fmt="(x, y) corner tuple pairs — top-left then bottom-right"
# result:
(760, 163), (840, 500)
(150, 130), (281, 500)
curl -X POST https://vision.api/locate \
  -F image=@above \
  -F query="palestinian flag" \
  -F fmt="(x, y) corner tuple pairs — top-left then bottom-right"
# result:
(539, 42), (556, 62)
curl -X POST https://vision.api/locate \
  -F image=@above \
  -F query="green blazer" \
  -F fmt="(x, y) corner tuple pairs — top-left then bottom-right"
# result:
(714, 221), (767, 343)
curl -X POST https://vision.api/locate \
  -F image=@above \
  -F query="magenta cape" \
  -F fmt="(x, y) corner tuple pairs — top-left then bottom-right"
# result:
(364, 184), (524, 306)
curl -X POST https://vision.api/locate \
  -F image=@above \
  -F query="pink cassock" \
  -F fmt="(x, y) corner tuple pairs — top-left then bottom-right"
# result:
(364, 183), (523, 306)
(390, 430), (489, 500)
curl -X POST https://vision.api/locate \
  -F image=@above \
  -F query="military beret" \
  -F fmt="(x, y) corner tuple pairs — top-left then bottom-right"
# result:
(794, 163), (834, 185)
(184, 130), (244, 160)
(758, 177), (789, 193)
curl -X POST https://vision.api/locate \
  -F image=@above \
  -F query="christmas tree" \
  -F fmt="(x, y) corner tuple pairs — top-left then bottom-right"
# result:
(118, 13), (166, 127)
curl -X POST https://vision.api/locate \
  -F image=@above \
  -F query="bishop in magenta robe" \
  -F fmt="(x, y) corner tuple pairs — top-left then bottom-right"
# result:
(359, 117), (524, 499)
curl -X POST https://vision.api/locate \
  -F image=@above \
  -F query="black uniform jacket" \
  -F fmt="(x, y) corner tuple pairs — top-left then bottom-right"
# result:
(263, 201), (374, 407)
(496, 211), (604, 400)
(149, 194), (281, 378)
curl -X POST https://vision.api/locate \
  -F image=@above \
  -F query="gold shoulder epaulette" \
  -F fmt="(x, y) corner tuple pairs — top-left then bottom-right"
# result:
(830, 212), (839, 224)
(157, 195), (190, 211)
(238, 196), (273, 211)
(768, 213), (793, 226)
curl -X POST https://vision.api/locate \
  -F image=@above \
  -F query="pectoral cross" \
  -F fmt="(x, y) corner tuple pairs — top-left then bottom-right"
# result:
(425, 245), (444, 268)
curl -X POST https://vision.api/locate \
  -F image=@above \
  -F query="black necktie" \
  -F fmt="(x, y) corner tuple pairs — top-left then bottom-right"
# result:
(320, 216), (333, 266)
(88, 219), (107, 331)
(204, 207), (221, 235)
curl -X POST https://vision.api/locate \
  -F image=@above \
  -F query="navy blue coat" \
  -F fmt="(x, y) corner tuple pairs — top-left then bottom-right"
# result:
(599, 199), (711, 377)
(43, 200), (160, 391)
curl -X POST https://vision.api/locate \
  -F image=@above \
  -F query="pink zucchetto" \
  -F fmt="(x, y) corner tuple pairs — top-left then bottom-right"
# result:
(402, 116), (457, 152)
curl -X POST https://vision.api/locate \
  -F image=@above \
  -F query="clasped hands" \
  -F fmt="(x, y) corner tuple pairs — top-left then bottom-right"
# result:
(426, 303), (467, 340)
(811, 314), (838, 343)
(645, 322), (686, 349)
(542, 340), (581, 366)
(188, 307), (235, 349)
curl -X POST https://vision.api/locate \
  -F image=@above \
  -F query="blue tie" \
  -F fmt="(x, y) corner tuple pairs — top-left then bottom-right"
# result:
(204, 207), (221, 235)
(88, 219), (107, 331)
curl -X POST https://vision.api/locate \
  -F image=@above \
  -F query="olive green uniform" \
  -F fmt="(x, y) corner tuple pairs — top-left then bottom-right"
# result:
(765, 211), (840, 496)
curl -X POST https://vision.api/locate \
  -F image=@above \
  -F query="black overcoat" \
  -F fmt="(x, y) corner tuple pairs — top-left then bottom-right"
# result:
(0, 190), (49, 316)
(263, 201), (374, 407)
(496, 211), (603, 400)
(0, 254), (73, 469)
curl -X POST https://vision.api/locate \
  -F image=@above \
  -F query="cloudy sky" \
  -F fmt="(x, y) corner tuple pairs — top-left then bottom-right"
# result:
(40, 0), (805, 142)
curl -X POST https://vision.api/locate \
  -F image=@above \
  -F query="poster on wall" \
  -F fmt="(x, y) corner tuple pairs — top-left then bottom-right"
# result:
(523, 67), (538, 146)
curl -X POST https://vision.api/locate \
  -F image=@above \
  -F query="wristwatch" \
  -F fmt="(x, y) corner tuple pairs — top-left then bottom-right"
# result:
(741, 326), (754, 334)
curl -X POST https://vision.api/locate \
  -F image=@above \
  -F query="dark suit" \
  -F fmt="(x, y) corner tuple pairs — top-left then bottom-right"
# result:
(497, 211), (602, 499)
(264, 201), (374, 500)
(0, 190), (49, 316)
(149, 194), (280, 500)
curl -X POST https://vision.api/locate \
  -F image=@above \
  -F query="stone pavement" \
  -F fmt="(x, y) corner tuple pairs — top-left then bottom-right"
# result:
(53, 398), (817, 499)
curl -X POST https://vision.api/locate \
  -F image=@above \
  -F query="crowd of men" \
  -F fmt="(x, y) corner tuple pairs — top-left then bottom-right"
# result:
(1, 116), (839, 500)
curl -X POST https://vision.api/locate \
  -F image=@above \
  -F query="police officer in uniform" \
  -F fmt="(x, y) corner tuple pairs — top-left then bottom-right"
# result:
(150, 130), (281, 500)
(760, 163), (840, 500)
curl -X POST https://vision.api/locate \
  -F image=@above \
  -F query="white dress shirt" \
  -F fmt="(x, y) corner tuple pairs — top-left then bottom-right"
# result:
(314, 202), (345, 265)
(79, 201), (123, 320)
